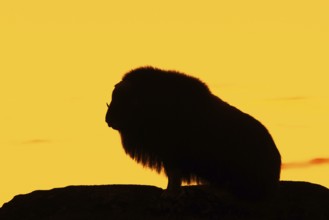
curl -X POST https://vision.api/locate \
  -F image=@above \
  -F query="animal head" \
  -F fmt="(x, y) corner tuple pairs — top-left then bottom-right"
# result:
(106, 80), (140, 131)
(105, 67), (211, 132)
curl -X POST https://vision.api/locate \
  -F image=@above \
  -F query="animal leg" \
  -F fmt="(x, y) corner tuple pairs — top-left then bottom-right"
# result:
(161, 165), (182, 198)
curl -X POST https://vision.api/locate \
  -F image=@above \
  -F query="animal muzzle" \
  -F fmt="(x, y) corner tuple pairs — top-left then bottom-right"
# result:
(106, 117), (120, 130)
(108, 122), (119, 130)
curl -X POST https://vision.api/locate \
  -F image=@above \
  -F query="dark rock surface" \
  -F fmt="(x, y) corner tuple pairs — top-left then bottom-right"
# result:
(0, 181), (328, 220)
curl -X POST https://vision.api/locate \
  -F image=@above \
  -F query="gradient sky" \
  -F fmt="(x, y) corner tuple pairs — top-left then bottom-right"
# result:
(1, 1), (328, 206)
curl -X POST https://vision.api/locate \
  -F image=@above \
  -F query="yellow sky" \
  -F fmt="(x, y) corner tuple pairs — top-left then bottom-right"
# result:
(1, 0), (329, 206)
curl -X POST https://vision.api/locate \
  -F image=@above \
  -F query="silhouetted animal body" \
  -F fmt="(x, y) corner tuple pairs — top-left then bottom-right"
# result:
(106, 66), (281, 200)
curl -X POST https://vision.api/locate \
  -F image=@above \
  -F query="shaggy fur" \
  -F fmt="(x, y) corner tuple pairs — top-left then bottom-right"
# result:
(105, 66), (281, 199)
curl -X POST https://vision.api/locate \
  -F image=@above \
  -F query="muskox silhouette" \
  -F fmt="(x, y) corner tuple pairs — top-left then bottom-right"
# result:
(106, 66), (281, 200)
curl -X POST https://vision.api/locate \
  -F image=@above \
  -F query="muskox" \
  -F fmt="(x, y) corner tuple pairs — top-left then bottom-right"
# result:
(105, 66), (281, 200)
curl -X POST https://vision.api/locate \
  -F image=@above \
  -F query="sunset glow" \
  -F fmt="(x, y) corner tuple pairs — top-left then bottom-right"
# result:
(1, 0), (328, 206)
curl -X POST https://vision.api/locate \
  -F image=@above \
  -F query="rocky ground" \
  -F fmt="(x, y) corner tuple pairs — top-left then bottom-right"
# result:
(0, 181), (328, 220)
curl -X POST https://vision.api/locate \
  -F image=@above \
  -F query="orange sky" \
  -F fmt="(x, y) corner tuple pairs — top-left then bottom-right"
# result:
(1, 1), (329, 207)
